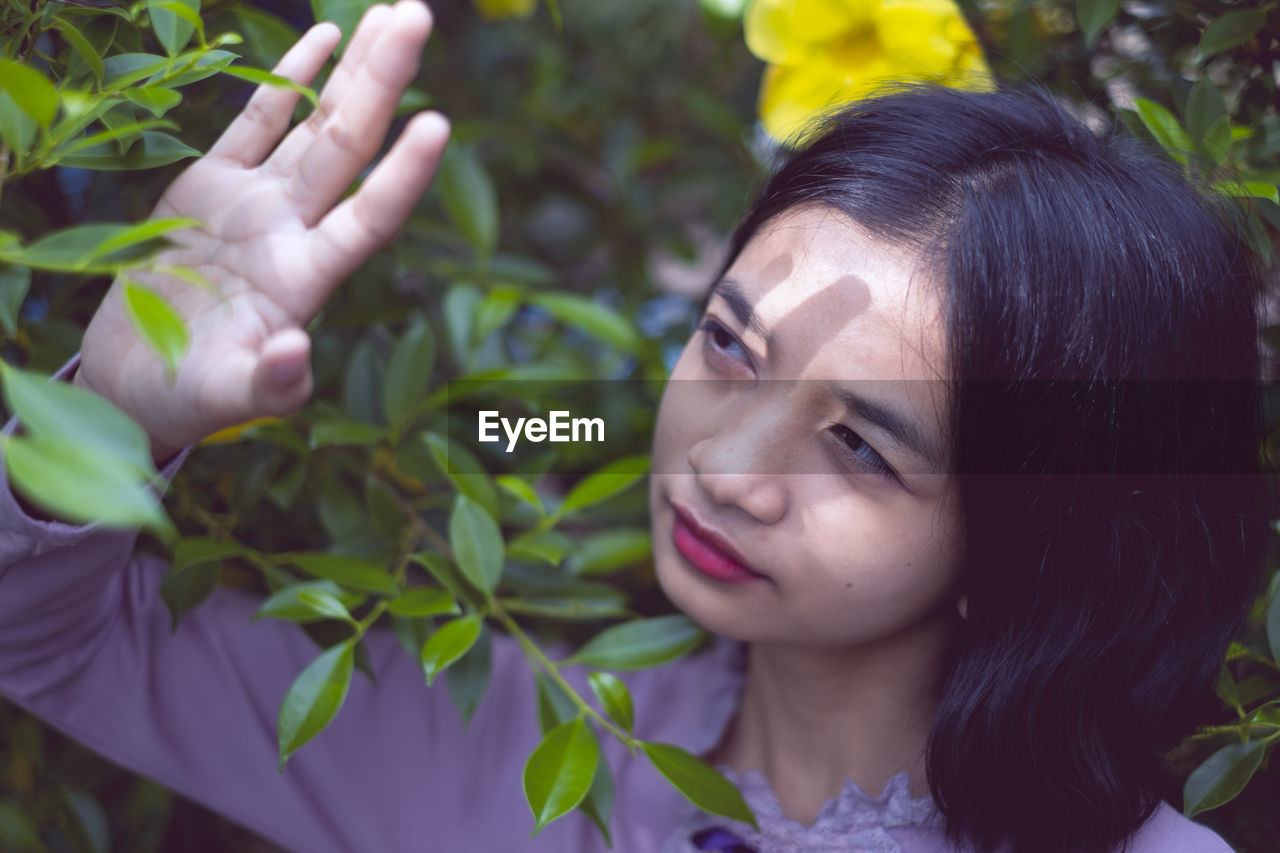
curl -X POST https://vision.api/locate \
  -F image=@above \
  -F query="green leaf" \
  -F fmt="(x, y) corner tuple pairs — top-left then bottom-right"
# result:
(233, 4), (301, 68)
(523, 717), (600, 834)
(408, 552), (486, 609)
(1214, 181), (1279, 204)
(529, 293), (641, 353)
(572, 614), (705, 670)
(310, 0), (379, 53)
(1213, 664), (1240, 708)
(61, 787), (109, 853)
(578, 751), (615, 847)
(422, 430), (500, 520)
(52, 19), (106, 83)
(1266, 571), (1280, 666)
(122, 279), (189, 383)
(0, 91), (37, 157)
(383, 318), (435, 431)
(5, 220), (194, 272)
(446, 620), (492, 726)
(296, 588), (355, 623)
(392, 614), (432, 659)
(500, 583), (629, 621)
(0, 360), (154, 475)
(557, 455), (650, 518)
(420, 613), (483, 686)
(387, 586), (459, 617)
(587, 671), (634, 734)
(96, 218), (199, 258)
(173, 537), (243, 572)
(102, 53), (171, 89)
(148, 0), (201, 56)
(474, 286), (522, 343)
(443, 283), (481, 367)
(1197, 9), (1267, 62)
(641, 742), (758, 829)
(1185, 76), (1226, 150)
(497, 475), (543, 515)
(366, 473), (402, 540)
(310, 419), (386, 448)
(507, 529), (573, 566)
(125, 86), (183, 118)
(1134, 99), (1192, 163)
(57, 131), (200, 170)
(0, 59), (57, 128)
(0, 264), (30, 336)
(535, 671), (578, 734)
(1199, 115), (1232, 168)
(159, 561), (219, 632)
(449, 493), (504, 594)
(0, 800), (44, 851)
(256, 581), (365, 623)
(54, 118), (177, 162)
(278, 640), (355, 769)
(219, 65), (319, 109)
(567, 528), (652, 575)
(288, 552), (398, 594)
(153, 49), (238, 88)
(51, 91), (122, 143)
(1075, 0), (1119, 48)
(436, 145), (499, 263)
(0, 433), (170, 535)
(1183, 739), (1267, 817)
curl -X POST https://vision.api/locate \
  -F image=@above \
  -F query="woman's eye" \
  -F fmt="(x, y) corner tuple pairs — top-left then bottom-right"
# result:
(829, 424), (896, 481)
(697, 318), (751, 368)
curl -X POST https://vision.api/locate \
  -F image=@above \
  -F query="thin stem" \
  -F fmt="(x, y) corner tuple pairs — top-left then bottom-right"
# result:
(1185, 721), (1280, 741)
(368, 467), (452, 557)
(355, 524), (418, 632)
(374, 472), (637, 746)
(489, 604), (635, 747)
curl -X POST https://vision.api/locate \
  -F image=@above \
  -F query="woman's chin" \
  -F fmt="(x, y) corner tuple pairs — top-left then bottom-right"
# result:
(653, 554), (773, 644)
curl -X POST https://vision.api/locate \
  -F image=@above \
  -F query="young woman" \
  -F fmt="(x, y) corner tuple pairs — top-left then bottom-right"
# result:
(0, 2), (1265, 851)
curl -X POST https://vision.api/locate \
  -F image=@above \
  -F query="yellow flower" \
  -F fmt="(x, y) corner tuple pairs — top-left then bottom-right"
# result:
(745, 0), (992, 143)
(473, 0), (538, 20)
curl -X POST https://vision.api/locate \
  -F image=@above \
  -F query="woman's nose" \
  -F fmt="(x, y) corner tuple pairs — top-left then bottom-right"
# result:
(686, 414), (789, 525)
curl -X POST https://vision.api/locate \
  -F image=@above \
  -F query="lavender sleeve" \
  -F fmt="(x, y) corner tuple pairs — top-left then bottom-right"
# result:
(0, 353), (646, 853)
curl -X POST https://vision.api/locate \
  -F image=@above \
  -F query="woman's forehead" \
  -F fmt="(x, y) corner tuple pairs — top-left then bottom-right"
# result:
(722, 204), (946, 384)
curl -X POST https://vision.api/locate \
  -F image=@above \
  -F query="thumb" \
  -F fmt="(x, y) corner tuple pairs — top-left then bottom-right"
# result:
(251, 327), (314, 416)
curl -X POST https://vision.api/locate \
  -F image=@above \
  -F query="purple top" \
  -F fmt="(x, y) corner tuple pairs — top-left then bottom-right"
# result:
(0, 354), (1235, 852)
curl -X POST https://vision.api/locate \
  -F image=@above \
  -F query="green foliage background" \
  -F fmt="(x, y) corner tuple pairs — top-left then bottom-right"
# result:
(0, 0), (1277, 850)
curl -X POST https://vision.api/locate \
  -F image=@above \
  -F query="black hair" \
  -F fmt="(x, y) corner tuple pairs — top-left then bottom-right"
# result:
(718, 83), (1271, 853)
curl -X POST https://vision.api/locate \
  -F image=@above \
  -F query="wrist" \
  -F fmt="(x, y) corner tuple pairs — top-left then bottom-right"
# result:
(70, 364), (93, 393)
(70, 364), (183, 468)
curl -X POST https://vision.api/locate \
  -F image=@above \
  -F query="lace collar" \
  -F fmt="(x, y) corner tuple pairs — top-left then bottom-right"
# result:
(661, 637), (943, 852)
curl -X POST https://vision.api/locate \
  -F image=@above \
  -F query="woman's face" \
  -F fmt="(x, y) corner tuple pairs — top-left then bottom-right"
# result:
(650, 204), (965, 648)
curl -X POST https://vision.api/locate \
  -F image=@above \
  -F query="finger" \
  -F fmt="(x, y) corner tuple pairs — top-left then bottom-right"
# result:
(311, 111), (449, 284)
(216, 328), (315, 423)
(206, 22), (342, 167)
(266, 2), (397, 174)
(289, 1), (433, 224)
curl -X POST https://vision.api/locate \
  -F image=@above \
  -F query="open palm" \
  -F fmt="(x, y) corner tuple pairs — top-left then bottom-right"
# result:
(76, 1), (449, 464)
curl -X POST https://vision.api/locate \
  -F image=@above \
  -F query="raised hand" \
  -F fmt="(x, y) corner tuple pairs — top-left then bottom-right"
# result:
(74, 0), (449, 464)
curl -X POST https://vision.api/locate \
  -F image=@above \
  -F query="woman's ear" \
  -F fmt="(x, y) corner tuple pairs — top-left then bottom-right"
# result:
(956, 593), (968, 621)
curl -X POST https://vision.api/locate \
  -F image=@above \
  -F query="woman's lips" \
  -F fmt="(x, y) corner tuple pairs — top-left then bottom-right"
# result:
(671, 503), (766, 584)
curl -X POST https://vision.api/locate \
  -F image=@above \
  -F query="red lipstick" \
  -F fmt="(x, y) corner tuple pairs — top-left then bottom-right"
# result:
(671, 503), (766, 584)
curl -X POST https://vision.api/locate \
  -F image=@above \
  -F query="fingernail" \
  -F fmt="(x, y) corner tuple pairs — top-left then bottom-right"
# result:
(270, 358), (304, 385)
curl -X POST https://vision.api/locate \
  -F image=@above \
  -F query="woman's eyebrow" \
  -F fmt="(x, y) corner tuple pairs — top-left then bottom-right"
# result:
(835, 387), (945, 472)
(707, 278), (771, 343)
